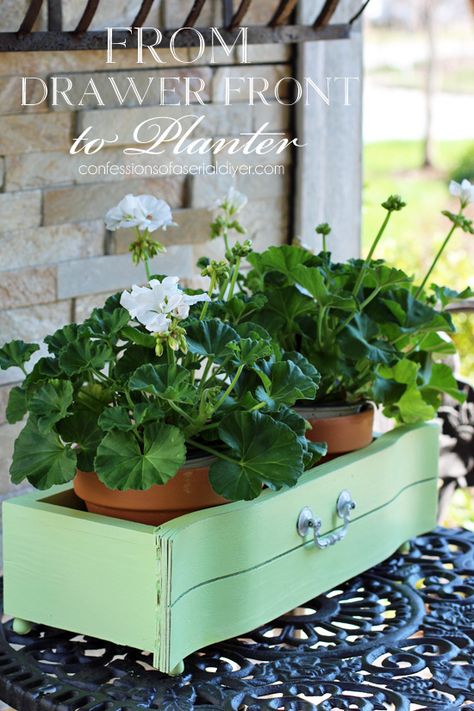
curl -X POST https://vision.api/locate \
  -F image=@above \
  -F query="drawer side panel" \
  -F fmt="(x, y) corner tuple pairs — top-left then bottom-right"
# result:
(3, 498), (158, 653)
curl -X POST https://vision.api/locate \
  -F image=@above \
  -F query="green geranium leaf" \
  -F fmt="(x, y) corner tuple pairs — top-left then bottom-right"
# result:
(340, 314), (396, 365)
(256, 361), (318, 409)
(253, 286), (315, 336)
(432, 284), (474, 308)
(293, 265), (356, 311)
(225, 294), (268, 323)
(393, 388), (436, 424)
(282, 351), (321, 388)
(76, 383), (113, 414)
(29, 379), (74, 433)
(6, 386), (28, 424)
(130, 364), (197, 405)
(417, 332), (457, 355)
(0, 340), (39, 371)
(384, 292), (453, 334)
(224, 338), (273, 367)
(379, 359), (419, 386)
(209, 411), (304, 500)
(235, 322), (271, 341)
(121, 326), (156, 348)
(423, 363), (466, 403)
(248, 244), (313, 280)
(114, 345), (160, 377)
(44, 324), (81, 355)
(95, 423), (186, 490)
(24, 357), (63, 391)
(369, 265), (412, 290)
(133, 402), (165, 426)
(59, 338), (113, 376)
(57, 410), (104, 472)
(186, 319), (239, 360)
(10, 417), (77, 489)
(84, 306), (130, 339)
(271, 406), (327, 468)
(98, 406), (135, 432)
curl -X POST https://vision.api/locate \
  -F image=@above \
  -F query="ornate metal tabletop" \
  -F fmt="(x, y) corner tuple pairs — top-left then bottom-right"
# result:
(1, 527), (473, 711)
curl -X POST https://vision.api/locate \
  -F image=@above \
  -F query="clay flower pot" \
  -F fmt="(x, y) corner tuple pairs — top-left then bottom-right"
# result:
(74, 455), (228, 526)
(296, 402), (375, 457)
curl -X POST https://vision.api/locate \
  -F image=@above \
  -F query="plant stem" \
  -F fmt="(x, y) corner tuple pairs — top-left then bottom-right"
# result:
(223, 231), (230, 257)
(200, 273), (217, 319)
(353, 211), (392, 296)
(415, 218), (460, 299)
(144, 258), (151, 282)
(322, 235), (327, 253)
(124, 390), (135, 411)
(188, 438), (236, 465)
(228, 257), (241, 301)
(335, 287), (382, 335)
(200, 357), (214, 387)
(168, 400), (195, 424)
(250, 401), (266, 412)
(214, 364), (244, 412)
(317, 306), (326, 347)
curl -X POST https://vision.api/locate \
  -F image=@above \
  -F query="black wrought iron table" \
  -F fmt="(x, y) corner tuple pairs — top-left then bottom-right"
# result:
(1, 526), (473, 711)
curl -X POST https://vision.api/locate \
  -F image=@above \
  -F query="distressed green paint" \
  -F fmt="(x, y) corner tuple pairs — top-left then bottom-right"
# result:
(4, 489), (158, 653)
(165, 478), (436, 670)
(3, 424), (439, 674)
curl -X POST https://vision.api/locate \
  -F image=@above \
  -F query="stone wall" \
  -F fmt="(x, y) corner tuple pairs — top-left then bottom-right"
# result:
(0, 1), (293, 498)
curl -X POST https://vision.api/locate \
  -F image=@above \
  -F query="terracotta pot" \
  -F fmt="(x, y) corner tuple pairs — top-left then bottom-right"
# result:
(295, 402), (375, 457)
(74, 455), (228, 526)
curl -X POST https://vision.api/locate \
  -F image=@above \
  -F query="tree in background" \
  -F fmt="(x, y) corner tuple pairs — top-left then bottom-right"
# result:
(423, 0), (437, 168)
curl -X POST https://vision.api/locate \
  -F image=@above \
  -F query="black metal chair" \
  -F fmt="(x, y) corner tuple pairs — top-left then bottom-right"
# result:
(438, 300), (474, 521)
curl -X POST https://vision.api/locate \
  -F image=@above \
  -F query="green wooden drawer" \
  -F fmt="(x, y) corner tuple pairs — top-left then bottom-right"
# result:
(3, 423), (439, 675)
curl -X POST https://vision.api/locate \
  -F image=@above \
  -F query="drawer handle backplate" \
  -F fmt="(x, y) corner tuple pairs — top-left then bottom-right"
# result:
(297, 490), (356, 550)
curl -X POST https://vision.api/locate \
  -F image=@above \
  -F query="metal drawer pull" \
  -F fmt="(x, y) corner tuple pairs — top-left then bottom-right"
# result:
(297, 490), (356, 549)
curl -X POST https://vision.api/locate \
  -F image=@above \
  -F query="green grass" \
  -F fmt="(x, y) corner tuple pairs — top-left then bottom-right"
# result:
(372, 63), (474, 95)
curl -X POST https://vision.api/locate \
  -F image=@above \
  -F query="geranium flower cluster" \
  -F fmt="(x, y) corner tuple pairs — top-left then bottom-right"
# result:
(120, 276), (209, 337)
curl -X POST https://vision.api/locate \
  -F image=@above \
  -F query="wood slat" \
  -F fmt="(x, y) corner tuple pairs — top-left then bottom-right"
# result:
(132, 0), (155, 28)
(18, 0), (44, 34)
(47, 0), (62, 31)
(350, 0), (372, 24)
(229, 0), (252, 29)
(222, 0), (234, 27)
(0, 24), (351, 51)
(313, 0), (340, 28)
(270, 0), (299, 27)
(74, 0), (99, 33)
(184, 0), (208, 27)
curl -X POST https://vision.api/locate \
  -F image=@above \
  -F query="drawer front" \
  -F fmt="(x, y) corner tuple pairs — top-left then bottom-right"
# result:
(158, 423), (439, 671)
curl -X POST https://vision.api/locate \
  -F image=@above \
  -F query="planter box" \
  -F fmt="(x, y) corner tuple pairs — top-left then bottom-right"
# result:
(3, 423), (439, 675)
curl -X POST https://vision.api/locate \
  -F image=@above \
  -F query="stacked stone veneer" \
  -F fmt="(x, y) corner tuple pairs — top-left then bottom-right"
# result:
(0, 1), (294, 498)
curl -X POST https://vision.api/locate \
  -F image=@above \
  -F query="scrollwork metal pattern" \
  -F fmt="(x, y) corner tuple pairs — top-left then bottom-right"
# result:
(0, 527), (473, 710)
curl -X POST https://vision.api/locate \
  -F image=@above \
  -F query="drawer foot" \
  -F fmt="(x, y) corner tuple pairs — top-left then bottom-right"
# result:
(169, 660), (185, 677)
(398, 541), (411, 555)
(13, 618), (33, 635)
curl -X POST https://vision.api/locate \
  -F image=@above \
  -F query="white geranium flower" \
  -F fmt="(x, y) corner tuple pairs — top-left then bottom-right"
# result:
(215, 187), (248, 215)
(105, 194), (143, 231)
(120, 276), (210, 334)
(449, 179), (474, 207)
(134, 195), (176, 232)
(105, 194), (175, 233)
(226, 187), (248, 214)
